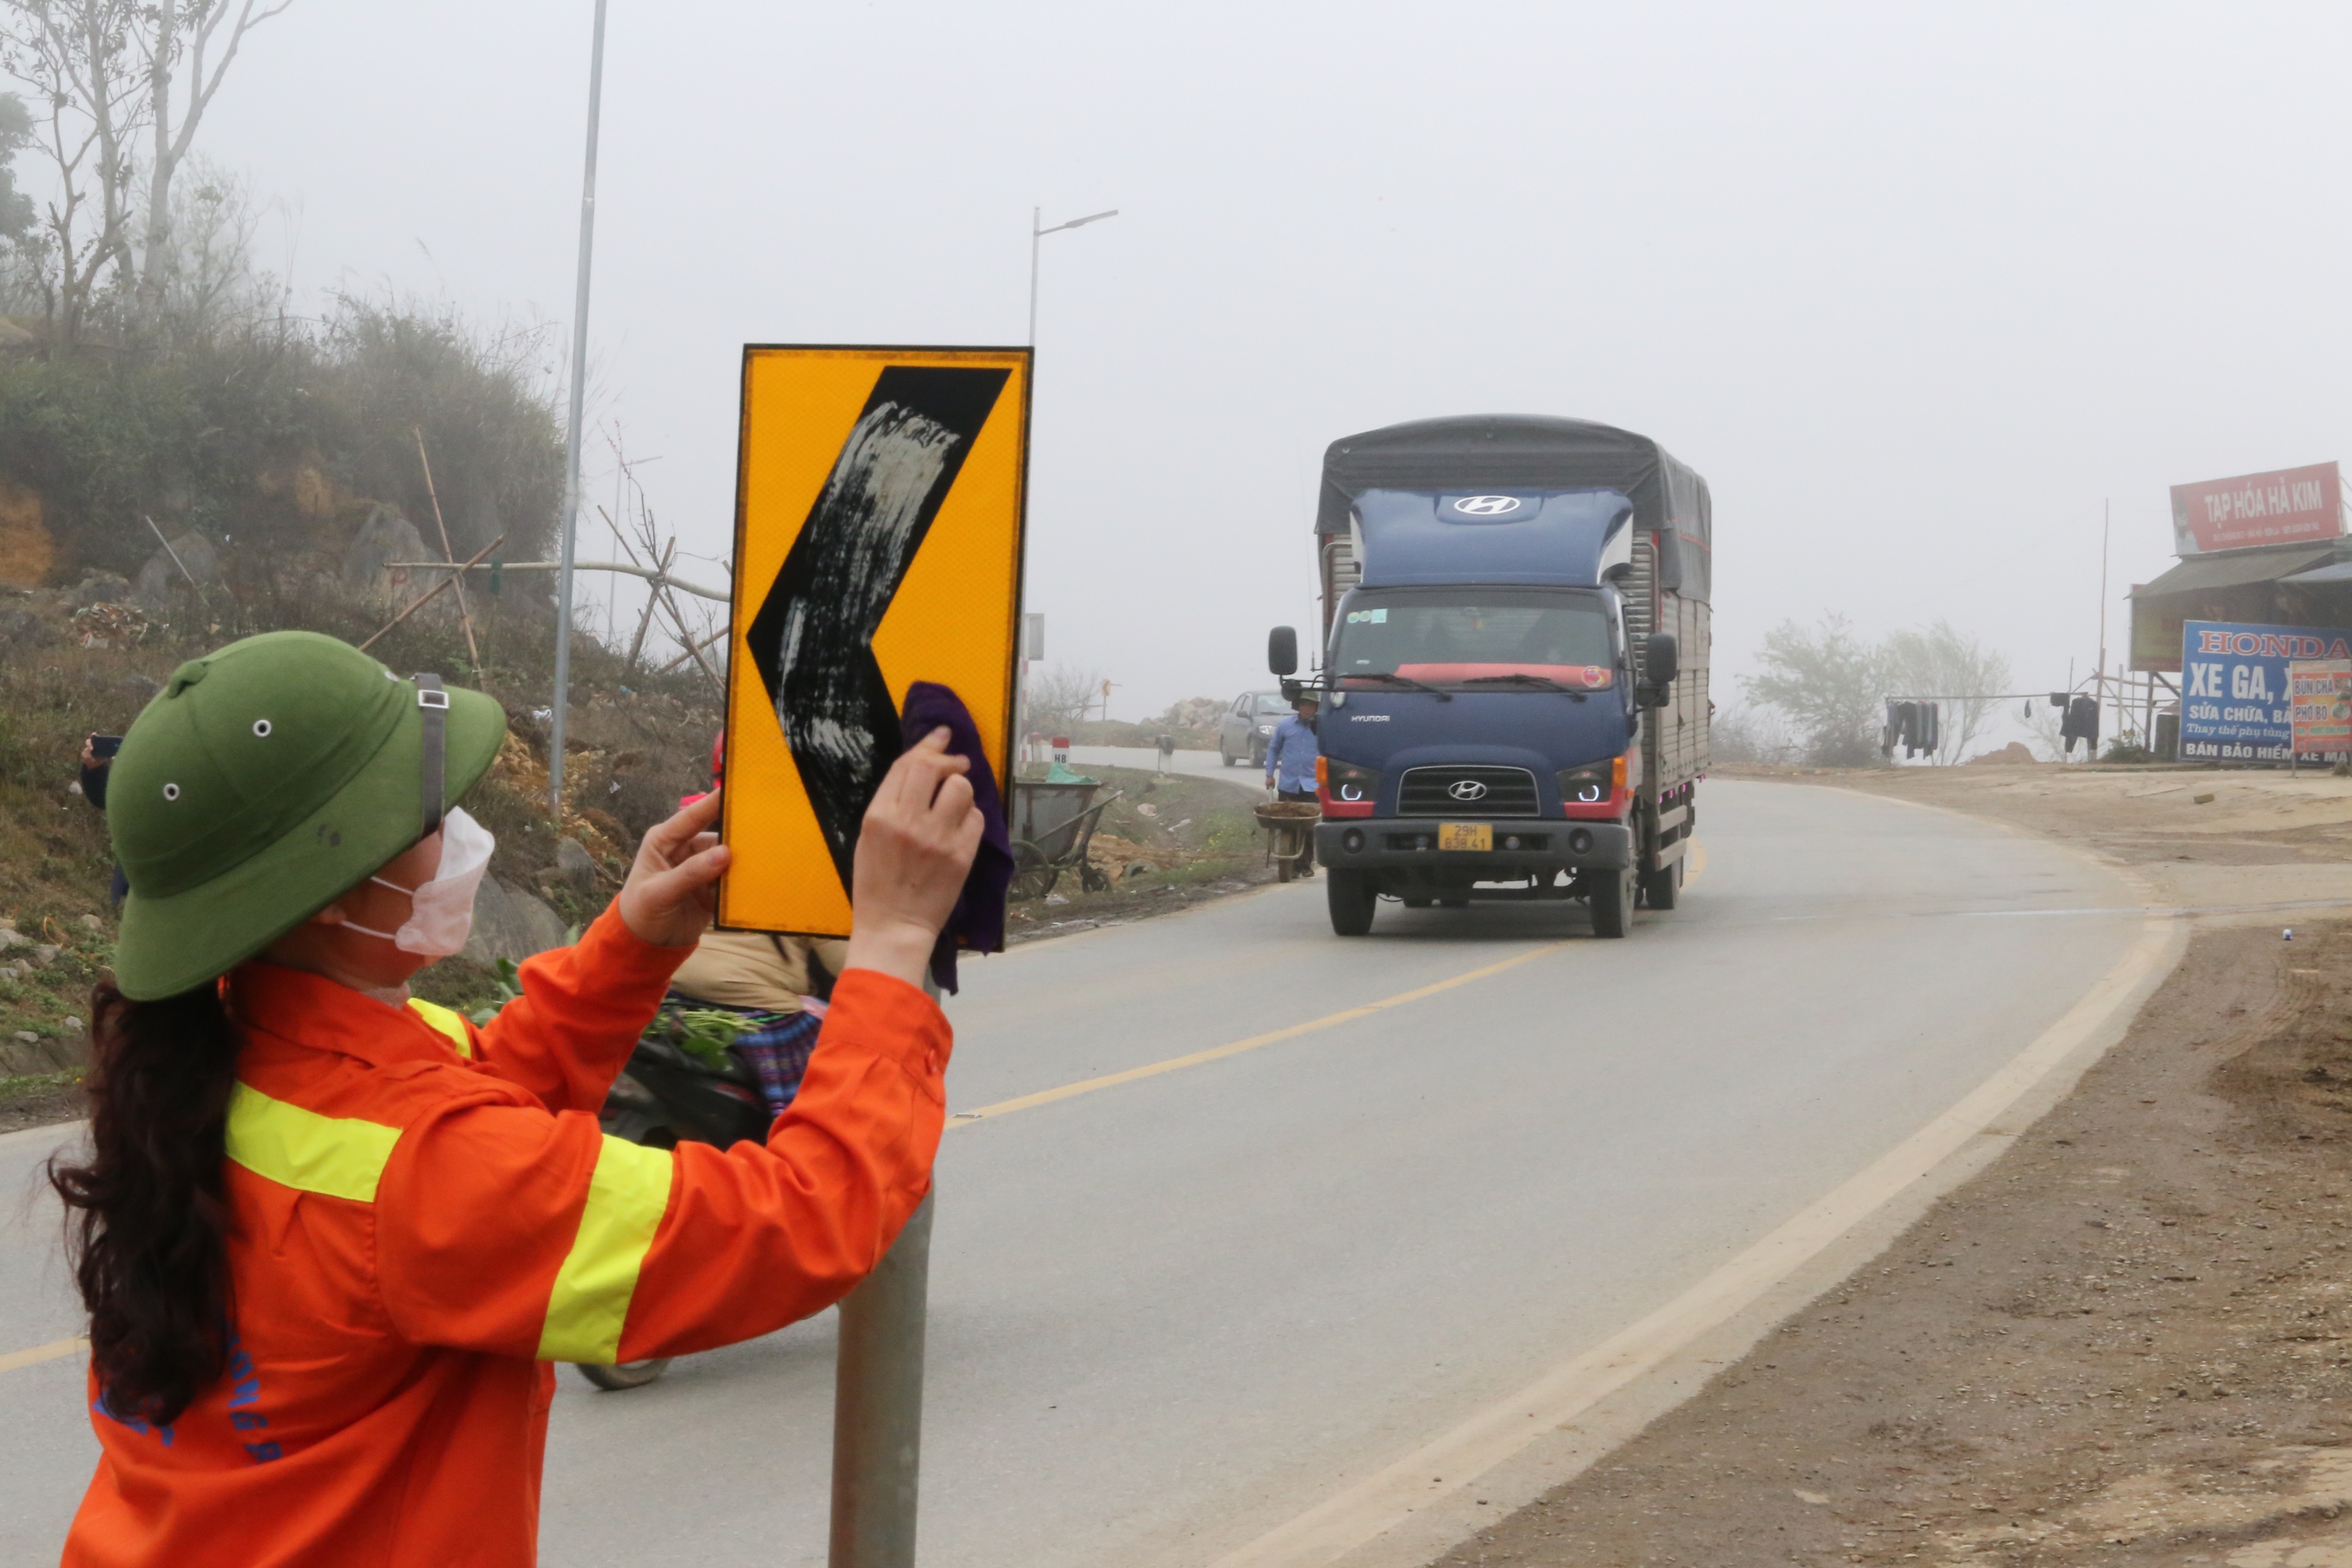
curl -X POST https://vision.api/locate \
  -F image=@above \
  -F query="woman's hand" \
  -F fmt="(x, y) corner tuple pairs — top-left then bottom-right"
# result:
(845, 728), (984, 988)
(616, 789), (731, 947)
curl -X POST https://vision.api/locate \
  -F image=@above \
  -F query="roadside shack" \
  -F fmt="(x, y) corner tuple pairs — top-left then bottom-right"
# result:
(2129, 461), (2352, 763)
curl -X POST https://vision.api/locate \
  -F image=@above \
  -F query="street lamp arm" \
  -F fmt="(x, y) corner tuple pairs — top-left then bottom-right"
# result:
(1035, 208), (1119, 237)
(1028, 207), (1120, 344)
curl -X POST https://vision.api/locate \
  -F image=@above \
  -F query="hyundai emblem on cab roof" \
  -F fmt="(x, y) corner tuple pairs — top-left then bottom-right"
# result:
(1453, 495), (1522, 515)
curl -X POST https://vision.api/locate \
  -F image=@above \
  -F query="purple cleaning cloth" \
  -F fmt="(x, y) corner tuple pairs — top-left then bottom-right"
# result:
(899, 681), (1013, 994)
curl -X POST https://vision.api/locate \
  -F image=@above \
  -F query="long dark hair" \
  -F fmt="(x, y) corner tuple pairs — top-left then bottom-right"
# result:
(50, 978), (242, 1426)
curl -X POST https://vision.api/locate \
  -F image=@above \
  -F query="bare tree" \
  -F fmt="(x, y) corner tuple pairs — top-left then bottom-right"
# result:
(1709, 703), (1801, 766)
(132, 0), (289, 313)
(1022, 662), (1102, 739)
(1742, 614), (1889, 766)
(155, 154), (282, 331)
(1881, 619), (2013, 763)
(0, 0), (288, 338)
(0, 0), (143, 341)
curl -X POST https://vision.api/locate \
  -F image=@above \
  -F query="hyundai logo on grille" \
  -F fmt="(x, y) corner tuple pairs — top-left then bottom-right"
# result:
(1447, 779), (1489, 801)
(1453, 495), (1522, 516)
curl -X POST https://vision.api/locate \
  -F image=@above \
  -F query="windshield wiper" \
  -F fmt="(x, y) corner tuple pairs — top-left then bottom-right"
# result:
(1345, 671), (1453, 701)
(1460, 672), (1589, 699)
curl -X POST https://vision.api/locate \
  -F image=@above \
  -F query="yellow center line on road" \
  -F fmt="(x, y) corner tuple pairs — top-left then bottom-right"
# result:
(952, 840), (1707, 1127)
(952, 937), (1575, 1124)
(0, 1337), (85, 1376)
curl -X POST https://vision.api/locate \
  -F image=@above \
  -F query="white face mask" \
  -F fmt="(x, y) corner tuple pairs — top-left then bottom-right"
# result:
(341, 807), (495, 958)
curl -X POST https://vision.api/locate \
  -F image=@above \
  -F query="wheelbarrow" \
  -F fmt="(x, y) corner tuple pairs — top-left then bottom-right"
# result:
(1255, 801), (1321, 883)
(1010, 779), (1125, 899)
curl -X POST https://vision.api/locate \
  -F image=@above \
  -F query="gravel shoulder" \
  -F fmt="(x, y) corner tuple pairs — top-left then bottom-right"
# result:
(1435, 763), (2352, 1568)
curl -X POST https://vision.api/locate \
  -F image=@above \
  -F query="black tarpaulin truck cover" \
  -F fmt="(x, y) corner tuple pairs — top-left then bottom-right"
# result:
(1316, 414), (1713, 603)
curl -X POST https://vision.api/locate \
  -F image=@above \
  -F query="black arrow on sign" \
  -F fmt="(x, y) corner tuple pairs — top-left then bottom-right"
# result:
(746, 365), (1012, 896)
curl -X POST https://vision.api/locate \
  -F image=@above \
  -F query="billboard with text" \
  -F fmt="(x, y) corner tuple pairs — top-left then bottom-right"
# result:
(2179, 619), (2352, 761)
(2170, 462), (2341, 555)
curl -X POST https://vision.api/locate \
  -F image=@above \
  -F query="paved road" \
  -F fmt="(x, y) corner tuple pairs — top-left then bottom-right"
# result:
(0, 782), (2154, 1566)
(1059, 744), (1247, 783)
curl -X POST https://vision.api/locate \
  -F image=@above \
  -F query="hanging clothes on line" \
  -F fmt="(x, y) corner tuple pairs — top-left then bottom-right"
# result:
(2059, 694), (2100, 756)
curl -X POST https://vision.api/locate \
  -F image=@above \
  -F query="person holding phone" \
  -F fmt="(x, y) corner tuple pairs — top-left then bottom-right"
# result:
(79, 733), (127, 904)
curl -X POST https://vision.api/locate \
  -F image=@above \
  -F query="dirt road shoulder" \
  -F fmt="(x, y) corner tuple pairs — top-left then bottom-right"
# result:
(1433, 770), (2352, 1568)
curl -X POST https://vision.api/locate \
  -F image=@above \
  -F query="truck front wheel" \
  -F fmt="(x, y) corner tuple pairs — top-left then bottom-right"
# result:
(1589, 863), (1635, 938)
(1327, 869), (1376, 936)
(1640, 859), (1681, 910)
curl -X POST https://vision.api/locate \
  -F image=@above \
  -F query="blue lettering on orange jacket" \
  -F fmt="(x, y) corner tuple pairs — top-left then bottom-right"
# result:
(91, 1392), (174, 1449)
(221, 1331), (277, 1461)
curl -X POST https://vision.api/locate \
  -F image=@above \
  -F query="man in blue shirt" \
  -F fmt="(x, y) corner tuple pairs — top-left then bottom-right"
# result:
(1263, 694), (1320, 876)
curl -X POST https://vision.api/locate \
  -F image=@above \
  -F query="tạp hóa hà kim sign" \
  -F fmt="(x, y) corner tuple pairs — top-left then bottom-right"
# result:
(2169, 461), (2342, 556)
(718, 345), (1032, 937)
(2179, 619), (2352, 762)
(2290, 660), (2352, 757)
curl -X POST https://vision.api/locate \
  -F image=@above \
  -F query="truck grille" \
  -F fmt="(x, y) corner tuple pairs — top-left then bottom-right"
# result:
(1397, 765), (1541, 818)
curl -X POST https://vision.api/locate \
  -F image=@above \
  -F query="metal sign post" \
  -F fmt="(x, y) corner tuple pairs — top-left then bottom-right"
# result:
(724, 351), (1031, 1562)
(829, 1190), (934, 1568)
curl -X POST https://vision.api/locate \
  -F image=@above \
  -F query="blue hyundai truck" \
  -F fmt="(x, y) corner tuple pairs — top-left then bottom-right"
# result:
(1269, 414), (1712, 937)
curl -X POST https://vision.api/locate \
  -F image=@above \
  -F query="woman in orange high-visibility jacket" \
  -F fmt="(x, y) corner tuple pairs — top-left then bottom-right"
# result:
(51, 631), (984, 1566)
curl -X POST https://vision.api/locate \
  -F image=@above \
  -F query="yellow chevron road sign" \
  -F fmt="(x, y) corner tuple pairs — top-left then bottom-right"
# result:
(719, 344), (1032, 936)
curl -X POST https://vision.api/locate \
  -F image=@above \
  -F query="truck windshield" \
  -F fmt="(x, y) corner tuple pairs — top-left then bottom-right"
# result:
(1331, 589), (1617, 691)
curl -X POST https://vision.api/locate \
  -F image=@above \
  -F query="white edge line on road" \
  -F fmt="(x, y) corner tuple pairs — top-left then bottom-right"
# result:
(1207, 906), (2180, 1568)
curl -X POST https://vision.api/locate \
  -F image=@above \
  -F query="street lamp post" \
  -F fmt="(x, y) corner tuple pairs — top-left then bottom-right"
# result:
(1027, 207), (1118, 345)
(549, 0), (610, 817)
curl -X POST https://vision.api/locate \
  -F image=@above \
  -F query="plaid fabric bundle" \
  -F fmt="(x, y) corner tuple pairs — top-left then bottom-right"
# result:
(722, 1007), (825, 1113)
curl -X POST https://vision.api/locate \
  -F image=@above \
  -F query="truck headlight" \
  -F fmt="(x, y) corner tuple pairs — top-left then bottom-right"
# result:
(1556, 759), (1623, 806)
(1319, 758), (1380, 804)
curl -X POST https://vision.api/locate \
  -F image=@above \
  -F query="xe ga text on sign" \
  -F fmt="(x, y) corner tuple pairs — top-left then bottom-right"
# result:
(2179, 619), (2352, 761)
(2169, 461), (2343, 556)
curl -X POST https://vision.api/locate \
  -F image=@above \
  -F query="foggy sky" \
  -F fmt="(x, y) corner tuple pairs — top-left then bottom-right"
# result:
(173, 2), (2352, 724)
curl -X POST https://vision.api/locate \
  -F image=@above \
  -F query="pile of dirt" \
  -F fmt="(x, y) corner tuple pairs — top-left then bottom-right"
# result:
(1083, 832), (1183, 881)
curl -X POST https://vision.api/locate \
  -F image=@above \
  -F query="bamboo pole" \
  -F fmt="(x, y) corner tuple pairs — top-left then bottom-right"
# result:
(413, 428), (482, 673)
(382, 558), (729, 603)
(625, 537), (673, 673)
(359, 536), (506, 653)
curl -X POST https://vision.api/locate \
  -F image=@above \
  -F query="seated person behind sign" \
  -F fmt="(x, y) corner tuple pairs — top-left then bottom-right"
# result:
(668, 729), (850, 1111)
(666, 929), (850, 1113)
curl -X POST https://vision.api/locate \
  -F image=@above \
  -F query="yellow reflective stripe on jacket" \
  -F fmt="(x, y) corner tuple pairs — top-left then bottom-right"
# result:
(537, 1134), (674, 1363)
(406, 998), (473, 1060)
(224, 1083), (402, 1202)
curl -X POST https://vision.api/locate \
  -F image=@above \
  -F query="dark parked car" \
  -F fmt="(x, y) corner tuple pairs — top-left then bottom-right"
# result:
(1218, 690), (1294, 769)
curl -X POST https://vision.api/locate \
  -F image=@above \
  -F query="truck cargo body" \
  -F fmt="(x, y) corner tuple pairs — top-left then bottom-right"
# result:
(1278, 414), (1712, 937)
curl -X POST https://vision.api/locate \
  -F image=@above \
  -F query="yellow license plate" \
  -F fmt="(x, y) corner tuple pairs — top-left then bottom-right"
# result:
(1437, 822), (1492, 852)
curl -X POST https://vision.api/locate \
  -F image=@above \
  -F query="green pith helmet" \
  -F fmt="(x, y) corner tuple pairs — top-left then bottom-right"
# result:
(107, 630), (506, 1000)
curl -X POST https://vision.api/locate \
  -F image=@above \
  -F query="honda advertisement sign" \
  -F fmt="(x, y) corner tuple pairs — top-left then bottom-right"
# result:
(2170, 462), (2343, 555)
(2179, 619), (2352, 761)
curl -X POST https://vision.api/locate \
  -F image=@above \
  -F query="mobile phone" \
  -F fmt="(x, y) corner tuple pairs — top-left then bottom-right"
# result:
(90, 735), (123, 760)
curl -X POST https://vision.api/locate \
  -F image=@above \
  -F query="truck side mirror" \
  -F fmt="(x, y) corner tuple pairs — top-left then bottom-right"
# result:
(1269, 626), (1298, 677)
(1643, 632), (1679, 688)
